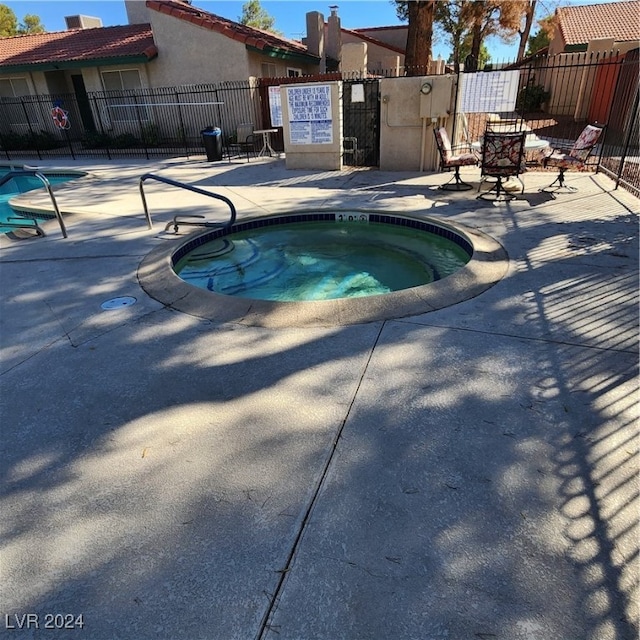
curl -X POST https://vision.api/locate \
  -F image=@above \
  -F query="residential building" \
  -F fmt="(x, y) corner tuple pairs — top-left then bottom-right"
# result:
(548, 0), (640, 55)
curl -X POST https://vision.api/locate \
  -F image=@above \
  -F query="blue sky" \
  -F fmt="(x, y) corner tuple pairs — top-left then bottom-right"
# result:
(2, 0), (625, 62)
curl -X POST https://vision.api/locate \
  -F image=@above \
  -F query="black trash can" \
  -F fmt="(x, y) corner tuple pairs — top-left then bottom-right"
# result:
(201, 127), (222, 161)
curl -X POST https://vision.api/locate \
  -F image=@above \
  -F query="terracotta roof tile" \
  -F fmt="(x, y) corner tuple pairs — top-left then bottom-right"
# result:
(0, 24), (157, 68)
(557, 0), (640, 46)
(146, 0), (319, 60)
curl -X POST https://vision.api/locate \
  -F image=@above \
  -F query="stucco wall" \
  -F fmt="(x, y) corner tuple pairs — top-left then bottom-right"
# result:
(356, 27), (408, 52)
(145, 11), (251, 86)
(280, 81), (343, 170)
(379, 76), (455, 171)
(245, 50), (318, 79)
(340, 32), (404, 71)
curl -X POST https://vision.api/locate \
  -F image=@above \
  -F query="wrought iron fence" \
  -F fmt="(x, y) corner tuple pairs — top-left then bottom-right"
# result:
(0, 53), (638, 196)
(0, 81), (259, 161)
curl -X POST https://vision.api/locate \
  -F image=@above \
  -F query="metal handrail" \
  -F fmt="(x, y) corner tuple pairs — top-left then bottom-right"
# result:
(139, 173), (236, 231)
(0, 170), (68, 238)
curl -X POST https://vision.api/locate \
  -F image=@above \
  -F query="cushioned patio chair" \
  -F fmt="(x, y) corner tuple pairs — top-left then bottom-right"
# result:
(433, 126), (479, 191)
(477, 130), (527, 201)
(540, 124), (604, 193)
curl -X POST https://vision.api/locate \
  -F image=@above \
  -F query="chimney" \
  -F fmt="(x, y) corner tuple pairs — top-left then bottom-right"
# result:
(327, 5), (341, 66)
(306, 11), (326, 73)
(64, 15), (103, 29)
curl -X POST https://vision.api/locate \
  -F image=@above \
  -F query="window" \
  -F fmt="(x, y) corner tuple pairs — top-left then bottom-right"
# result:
(0, 77), (34, 128)
(101, 69), (147, 122)
(287, 68), (302, 78)
(0, 77), (30, 98)
(261, 63), (277, 78)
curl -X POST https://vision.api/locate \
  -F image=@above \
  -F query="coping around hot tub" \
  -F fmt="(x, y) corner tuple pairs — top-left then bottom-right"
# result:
(138, 211), (509, 328)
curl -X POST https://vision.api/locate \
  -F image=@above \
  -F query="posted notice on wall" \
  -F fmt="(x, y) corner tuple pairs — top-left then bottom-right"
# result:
(268, 86), (283, 127)
(459, 70), (520, 113)
(286, 85), (333, 145)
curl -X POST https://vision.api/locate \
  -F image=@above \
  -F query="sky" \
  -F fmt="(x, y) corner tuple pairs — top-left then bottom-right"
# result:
(2, 0), (628, 62)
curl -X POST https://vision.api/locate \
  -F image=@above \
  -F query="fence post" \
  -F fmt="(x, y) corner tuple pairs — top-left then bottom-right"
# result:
(174, 89), (188, 157)
(132, 94), (149, 160)
(614, 90), (638, 190)
(21, 98), (41, 160)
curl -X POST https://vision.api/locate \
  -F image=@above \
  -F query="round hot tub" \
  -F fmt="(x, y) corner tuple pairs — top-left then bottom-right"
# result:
(138, 211), (508, 328)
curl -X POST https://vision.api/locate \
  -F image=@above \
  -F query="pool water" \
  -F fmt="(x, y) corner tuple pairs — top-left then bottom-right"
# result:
(175, 221), (470, 301)
(0, 171), (78, 233)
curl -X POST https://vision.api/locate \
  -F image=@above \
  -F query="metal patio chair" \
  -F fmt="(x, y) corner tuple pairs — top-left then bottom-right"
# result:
(226, 123), (258, 162)
(540, 124), (605, 193)
(433, 126), (479, 191)
(477, 130), (527, 201)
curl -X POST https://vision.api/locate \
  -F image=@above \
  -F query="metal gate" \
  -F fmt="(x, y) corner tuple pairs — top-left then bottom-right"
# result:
(342, 79), (380, 167)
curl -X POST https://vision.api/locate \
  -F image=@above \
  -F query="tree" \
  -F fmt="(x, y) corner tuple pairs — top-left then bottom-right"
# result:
(526, 15), (555, 57)
(395, 1), (437, 75)
(434, 0), (468, 71)
(0, 4), (18, 36)
(515, 0), (536, 61)
(0, 4), (45, 36)
(449, 33), (490, 70)
(19, 14), (45, 35)
(239, 0), (280, 35)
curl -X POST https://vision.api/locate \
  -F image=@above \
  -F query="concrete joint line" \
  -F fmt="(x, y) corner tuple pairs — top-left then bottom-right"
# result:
(256, 322), (387, 639)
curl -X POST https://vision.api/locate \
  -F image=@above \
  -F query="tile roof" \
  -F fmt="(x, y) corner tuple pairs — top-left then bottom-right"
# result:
(557, 0), (640, 46)
(0, 24), (157, 70)
(146, 0), (319, 62)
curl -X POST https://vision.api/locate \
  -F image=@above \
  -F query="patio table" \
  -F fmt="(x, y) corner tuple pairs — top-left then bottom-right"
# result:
(254, 129), (278, 157)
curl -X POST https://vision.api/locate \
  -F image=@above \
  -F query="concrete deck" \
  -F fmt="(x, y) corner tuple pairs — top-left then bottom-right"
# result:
(1, 157), (638, 640)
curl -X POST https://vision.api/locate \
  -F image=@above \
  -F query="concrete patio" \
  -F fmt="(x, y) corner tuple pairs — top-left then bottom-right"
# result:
(0, 157), (638, 640)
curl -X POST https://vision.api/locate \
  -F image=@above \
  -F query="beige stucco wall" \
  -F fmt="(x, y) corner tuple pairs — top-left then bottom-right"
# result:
(356, 27), (408, 52)
(340, 32), (404, 72)
(379, 76), (455, 171)
(154, 13), (247, 85)
(144, 11), (250, 86)
(145, 11), (318, 86)
(245, 50), (317, 79)
(280, 81), (343, 170)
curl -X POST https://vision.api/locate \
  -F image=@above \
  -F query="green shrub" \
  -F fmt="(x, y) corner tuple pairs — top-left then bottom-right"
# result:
(111, 133), (140, 148)
(517, 84), (550, 112)
(81, 131), (112, 149)
(141, 124), (160, 147)
(0, 130), (63, 150)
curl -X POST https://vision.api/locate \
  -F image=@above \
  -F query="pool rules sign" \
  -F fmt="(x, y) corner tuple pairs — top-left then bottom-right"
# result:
(285, 85), (333, 145)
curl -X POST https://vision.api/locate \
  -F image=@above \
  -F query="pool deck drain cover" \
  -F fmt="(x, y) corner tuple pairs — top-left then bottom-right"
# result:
(101, 296), (137, 310)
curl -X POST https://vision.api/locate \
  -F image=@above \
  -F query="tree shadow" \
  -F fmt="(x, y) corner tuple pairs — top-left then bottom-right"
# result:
(0, 169), (637, 639)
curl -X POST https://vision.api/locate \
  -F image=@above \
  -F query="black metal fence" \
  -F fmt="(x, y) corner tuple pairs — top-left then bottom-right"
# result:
(0, 82), (260, 161)
(1, 51), (638, 196)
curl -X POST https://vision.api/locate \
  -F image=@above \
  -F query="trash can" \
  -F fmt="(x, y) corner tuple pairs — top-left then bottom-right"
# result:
(201, 126), (222, 161)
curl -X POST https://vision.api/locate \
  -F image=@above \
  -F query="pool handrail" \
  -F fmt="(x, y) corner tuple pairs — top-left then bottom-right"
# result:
(139, 173), (237, 231)
(0, 170), (68, 238)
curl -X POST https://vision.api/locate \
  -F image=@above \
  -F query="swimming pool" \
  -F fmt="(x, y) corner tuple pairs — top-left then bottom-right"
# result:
(0, 168), (84, 234)
(139, 211), (509, 328)
(174, 216), (471, 302)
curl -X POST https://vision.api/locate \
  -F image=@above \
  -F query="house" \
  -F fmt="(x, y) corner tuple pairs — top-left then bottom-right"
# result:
(548, 0), (640, 55)
(0, 0), (320, 101)
(304, 8), (409, 76)
(0, 0), (321, 147)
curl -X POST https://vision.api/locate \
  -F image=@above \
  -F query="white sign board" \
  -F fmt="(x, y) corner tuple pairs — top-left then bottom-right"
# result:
(459, 70), (520, 113)
(268, 86), (282, 127)
(286, 85), (333, 145)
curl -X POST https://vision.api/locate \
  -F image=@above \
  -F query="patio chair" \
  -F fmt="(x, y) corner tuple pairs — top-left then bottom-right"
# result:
(226, 123), (257, 161)
(433, 126), (479, 191)
(477, 130), (527, 201)
(540, 124), (604, 193)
